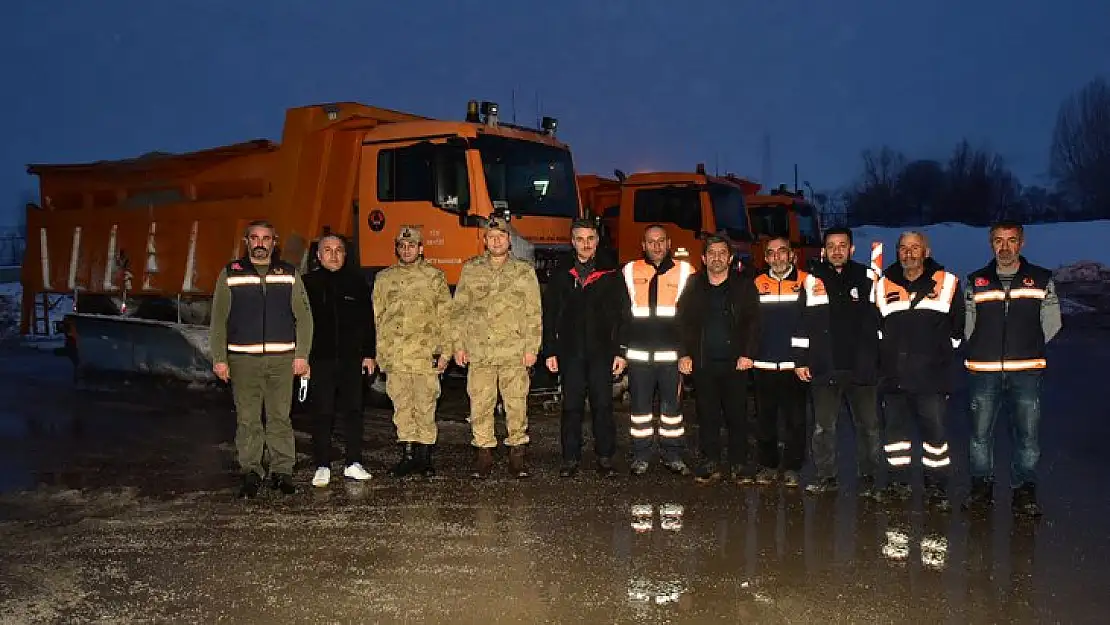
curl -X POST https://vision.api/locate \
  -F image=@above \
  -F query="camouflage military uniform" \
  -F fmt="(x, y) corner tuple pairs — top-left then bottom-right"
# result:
(373, 228), (452, 446)
(452, 222), (543, 449)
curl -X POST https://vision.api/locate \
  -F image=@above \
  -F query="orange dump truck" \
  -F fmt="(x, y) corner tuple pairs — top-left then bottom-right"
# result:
(578, 166), (822, 272)
(22, 99), (580, 383)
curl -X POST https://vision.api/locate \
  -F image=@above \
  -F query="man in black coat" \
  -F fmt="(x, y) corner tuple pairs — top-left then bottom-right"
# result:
(543, 219), (631, 478)
(793, 227), (883, 497)
(676, 235), (760, 484)
(303, 234), (376, 487)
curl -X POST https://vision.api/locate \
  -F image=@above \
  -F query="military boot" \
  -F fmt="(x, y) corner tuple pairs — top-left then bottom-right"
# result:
(508, 445), (531, 479)
(472, 448), (494, 479)
(389, 443), (421, 478)
(420, 444), (437, 478)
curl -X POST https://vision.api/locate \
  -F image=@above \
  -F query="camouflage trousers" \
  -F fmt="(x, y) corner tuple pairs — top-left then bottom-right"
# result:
(228, 353), (295, 476)
(385, 371), (441, 445)
(468, 365), (531, 448)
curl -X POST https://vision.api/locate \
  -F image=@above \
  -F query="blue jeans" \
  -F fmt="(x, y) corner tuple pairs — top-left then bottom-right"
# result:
(968, 370), (1043, 487)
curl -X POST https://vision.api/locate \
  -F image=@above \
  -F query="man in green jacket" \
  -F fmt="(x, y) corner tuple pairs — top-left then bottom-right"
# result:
(210, 220), (314, 498)
(452, 216), (543, 479)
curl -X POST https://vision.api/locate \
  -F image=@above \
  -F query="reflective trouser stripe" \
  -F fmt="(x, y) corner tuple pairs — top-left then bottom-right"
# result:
(922, 441), (950, 468)
(886, 440), (912, 466)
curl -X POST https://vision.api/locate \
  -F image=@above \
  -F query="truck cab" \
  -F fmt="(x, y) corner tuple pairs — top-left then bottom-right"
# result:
(741, 183), (823, 270)
(579, 169), (753, 271)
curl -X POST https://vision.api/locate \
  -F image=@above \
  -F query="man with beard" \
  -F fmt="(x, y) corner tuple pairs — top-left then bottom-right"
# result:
(793, 228), (883, 498)
(622, 224), (695, 476)
(873, 231), (964, 511)
(209, 220), (313, 498)
(750, 236), (810, 487)
(962, 221), (1061, 517)
(676, 235), (760, 484)
(303, 234), (375, 488)
(453, 216), (543, 479)
(373, 227), (452, 478)
(543, 218), (630, 478)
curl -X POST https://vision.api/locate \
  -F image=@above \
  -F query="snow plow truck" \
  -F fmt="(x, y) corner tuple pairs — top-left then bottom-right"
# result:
(21, 100), (580, 387)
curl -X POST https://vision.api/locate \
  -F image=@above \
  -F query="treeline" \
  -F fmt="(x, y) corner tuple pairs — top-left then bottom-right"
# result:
(818, 76), (1110, 228)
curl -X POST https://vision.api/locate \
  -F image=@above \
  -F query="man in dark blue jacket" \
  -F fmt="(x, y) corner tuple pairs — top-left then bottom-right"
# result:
(543, 219), (630, 478)
(874, 231), (964, 511)
(793, 227), (883, 498)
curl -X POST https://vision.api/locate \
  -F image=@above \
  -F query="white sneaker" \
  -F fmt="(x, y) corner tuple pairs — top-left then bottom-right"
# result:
(344, 462), (372, 481)
(311, 466), (331, 487)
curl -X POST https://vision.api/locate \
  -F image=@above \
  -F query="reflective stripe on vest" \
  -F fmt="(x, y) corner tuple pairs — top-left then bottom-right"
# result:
(228, 342), (296, 354)
(875, 270), (958, 317)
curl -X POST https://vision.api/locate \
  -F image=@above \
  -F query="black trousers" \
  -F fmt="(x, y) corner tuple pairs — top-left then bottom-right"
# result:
(309, 358), (365, 467)
(810, 381), (882, 479)
(560, 354), (617, 461)
(754, 370), (807, 472)
(882, 390), (950, 482)
(694, 360), (750, 466)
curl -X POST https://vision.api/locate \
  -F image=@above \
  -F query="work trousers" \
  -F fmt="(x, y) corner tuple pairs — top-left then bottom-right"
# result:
(228, 353), (295, 476)
(386, 370), (442, 445)
(968, 370), (1042, 487)
(810, 380), (882, 480)
(693, 360), (750, 467)
(309, 358), (365, 468)
(753, 370), (807, 472)
(628, 362), (686, 462)
(468, 365), (530, 448)
(559, 354), (617, 461)
(882, 390), (950, 482)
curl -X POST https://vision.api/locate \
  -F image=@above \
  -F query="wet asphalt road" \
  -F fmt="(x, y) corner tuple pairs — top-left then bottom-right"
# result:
(1, 323), (1109, 624)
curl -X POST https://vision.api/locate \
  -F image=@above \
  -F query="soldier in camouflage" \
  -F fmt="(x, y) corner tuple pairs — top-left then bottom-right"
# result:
(452, 216), (543, 479)
(373, 227), (452, 478)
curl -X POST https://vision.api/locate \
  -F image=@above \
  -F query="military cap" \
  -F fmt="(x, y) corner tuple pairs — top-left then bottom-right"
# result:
(396, 227), (422, 244)
(484, 216), (510, 233)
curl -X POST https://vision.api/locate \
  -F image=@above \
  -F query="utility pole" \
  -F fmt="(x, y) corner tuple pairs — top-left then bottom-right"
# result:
(761, 133), (772, 187)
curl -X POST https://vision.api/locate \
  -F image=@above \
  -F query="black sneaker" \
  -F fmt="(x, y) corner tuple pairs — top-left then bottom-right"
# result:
(755, 468), (778, 485)
(271, 473), (296, 495)
(732, 465), (756, 485)
(693, 462), (722, 484)
(1012, 484), (1042, 518)
(884, 481), (913, 501)
(926, 483), (952, 512)
(596, 456), (618, 478)
(857, 475), (879, 500)
(663, 459), (691, 476)
(805, 476), (839, 495)
(559, 460), (579, 478)
(238, 471), (262, 499)
(963, 477), (994, 511)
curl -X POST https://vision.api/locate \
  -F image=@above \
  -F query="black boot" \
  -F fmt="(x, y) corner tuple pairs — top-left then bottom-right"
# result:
(238, 471), (262, 499)
(270, 473), (296, 495)
(963, 477), (994, 511)
(389, 443), (421, 478)
(420, 445), (436, 478)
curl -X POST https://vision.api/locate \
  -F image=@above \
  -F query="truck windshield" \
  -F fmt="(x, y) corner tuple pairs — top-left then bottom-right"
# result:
(794, 203), (821, 246)
(476, 135), (578, 218)
(749, 203), (791, 240)
(708, 183), (751, 241)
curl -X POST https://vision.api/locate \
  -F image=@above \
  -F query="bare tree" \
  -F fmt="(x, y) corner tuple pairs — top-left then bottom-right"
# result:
(938, 140), (1020, 226)
(845, 147), (907, 226)
(1050, 76), (1110, 218)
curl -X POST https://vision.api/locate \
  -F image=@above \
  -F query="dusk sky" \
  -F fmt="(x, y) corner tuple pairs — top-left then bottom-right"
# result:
(3, 0), (1109, 228)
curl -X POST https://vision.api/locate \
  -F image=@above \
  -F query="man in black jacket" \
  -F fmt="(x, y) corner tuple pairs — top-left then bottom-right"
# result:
(677, 235), (760, 484)
(793, 228), (883, 497)
(544, 219), (630, 478)
(303, 234), (376, 488)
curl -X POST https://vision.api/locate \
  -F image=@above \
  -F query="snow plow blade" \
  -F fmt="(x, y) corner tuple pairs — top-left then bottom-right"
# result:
(65, 313), (218, 386)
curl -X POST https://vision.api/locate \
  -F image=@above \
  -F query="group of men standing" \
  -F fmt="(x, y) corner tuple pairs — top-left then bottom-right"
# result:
(210, 215), (1060, 518)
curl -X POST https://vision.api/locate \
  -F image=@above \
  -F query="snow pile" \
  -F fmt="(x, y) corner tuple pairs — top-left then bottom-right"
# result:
(1053, 260), (1110, 284)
